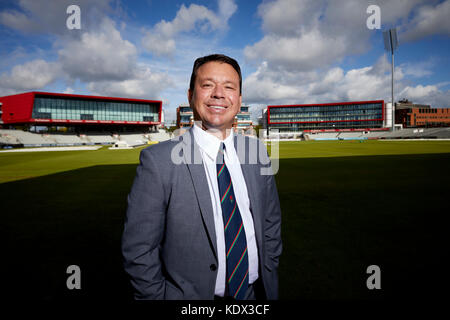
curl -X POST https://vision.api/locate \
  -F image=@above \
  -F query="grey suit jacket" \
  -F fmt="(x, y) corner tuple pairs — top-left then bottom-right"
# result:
(121, 128), (282, 300)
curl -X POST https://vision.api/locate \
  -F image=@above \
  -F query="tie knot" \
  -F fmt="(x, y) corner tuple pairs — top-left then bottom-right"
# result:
(216, 142), (225, 164)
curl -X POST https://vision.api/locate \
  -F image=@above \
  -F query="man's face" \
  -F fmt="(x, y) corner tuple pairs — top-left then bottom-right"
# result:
(188, 61), (241, 133)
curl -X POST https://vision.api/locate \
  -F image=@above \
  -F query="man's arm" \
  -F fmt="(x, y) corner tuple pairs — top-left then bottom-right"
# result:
(122, 147), (168, 299)
(264, 172), (282, 270)
(259, 140), (282, 299)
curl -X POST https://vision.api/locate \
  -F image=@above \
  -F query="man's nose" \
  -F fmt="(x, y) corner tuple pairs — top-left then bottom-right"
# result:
(211, 84), (225, 99)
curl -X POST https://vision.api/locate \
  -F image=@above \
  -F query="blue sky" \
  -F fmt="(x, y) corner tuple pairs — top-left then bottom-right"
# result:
(1, 0), (449, 123)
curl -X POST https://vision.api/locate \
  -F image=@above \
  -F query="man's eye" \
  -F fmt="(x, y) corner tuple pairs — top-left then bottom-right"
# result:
(203, 83), (212, 87)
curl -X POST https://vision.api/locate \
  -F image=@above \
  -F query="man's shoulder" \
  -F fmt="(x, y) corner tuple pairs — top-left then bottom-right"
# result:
(140, 138), (177, 158)
(140, 130), (192, 159)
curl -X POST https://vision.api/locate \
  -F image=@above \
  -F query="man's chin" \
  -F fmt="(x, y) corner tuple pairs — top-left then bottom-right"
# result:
(199, 120), (231, 131)
(199, 122), (234, 135)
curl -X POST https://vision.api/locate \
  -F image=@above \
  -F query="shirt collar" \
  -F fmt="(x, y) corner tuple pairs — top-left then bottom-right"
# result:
(192, 122), (234, 161)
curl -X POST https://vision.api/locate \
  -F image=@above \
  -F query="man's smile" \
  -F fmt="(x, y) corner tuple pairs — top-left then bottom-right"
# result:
(207, 104), (228, 111)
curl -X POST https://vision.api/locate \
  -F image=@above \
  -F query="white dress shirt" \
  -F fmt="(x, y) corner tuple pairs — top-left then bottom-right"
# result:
(192, 123), (259, 297)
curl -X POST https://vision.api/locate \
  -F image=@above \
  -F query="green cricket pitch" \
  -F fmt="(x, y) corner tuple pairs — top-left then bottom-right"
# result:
(1, 140), (449, 300)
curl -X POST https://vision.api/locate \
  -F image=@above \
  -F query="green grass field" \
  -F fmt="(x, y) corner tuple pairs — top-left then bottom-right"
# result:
(1, 140), (449, 300)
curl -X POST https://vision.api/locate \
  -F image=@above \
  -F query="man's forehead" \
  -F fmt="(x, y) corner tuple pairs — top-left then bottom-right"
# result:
(196, 62), (239, 80)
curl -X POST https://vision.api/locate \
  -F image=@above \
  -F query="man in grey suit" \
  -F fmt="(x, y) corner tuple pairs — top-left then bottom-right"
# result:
(122, 54), (282, 300)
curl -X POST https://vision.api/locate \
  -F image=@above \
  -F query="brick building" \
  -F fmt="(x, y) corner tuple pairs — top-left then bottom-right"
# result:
(395, 99), (450, 128)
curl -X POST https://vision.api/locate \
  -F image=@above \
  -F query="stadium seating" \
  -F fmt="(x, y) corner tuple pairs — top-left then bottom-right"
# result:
(2, 127), (449, 148)
(361, 131), (386, 139)
(0, 129), (51, 146)
(148, 129), (171, 142)
(118, 133), (147, 147)
(0, 128), (175, 147)
(417, 127), (450, 139)
(364, 128), (450, 139)
(379, 128), (418, 139)
(44, 134), (84, 145)
(305, 132), (339, 140)
(86, 134), (117, 144)
(337, 132), (365, 140)
(0, 131), (20, 144)
(302, 128), (450, 141)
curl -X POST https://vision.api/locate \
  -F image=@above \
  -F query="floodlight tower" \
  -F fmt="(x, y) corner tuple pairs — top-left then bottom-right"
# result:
(383, 28), (399, 131)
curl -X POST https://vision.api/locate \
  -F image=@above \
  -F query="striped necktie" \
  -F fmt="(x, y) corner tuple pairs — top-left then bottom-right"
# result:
(216, 142), (249, 300)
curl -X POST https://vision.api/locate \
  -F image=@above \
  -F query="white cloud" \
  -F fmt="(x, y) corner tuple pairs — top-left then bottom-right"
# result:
(0, 0), (113, 35)
(0, 16), (174, 99)
(63, 87), (74, 94)
(62, 18), (175, 98)
(0, 9), (33, 32)
(399, 84), (438, 99)
(309, 67), (344, 95)
(244, 52), (450, 109)
(257, 0), (323, 37)
(399, 84), (450, 108)
(243, 61), (312, 103)
(242, 0), (450, 111)
(244, 29), (349, 71)
(400, 60), (434, 78)
(244, 55), (402, 104)
(218, 0), (238, 30)
(244, 0), (364, 72)
(0, 59), (60, 92)
(244, 0), (436, 73)
(87, 65), (173, 99)
(142, 0), (237, 57)
(400, 0), (450, 42)
(58, 18), (137, 82)
(141, 33), (176, 57)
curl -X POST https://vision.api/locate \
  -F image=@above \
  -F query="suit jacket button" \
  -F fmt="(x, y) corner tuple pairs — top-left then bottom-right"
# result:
(210, 264), (217, 271)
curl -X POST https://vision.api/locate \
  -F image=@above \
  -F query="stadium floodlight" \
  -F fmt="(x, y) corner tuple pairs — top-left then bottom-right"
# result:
(383, 28), (399, 131)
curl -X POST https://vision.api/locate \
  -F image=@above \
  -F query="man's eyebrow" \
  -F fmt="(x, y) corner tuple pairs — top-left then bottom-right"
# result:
(200, 77), (237, 85)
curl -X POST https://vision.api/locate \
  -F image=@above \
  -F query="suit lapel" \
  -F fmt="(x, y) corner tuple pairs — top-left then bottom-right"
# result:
(182, 128), (218, 260)
(179, 131), (264, 263)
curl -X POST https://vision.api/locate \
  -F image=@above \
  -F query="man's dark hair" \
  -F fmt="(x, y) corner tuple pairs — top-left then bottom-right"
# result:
(189, 54), (242, 95)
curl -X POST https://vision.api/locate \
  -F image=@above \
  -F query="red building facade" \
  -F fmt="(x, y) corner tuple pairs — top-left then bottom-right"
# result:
(267, 100), (387, 132)
(0, 91), (162, 129)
